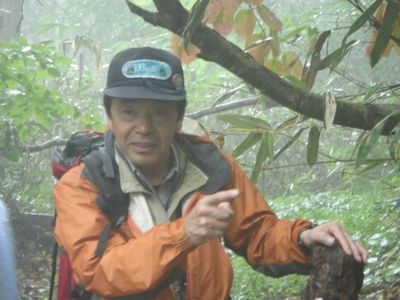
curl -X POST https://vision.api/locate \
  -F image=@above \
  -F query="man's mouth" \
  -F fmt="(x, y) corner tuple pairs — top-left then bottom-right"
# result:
(130, 141), (157, 153)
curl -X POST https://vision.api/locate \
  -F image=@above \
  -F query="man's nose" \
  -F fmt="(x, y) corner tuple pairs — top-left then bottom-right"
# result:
(135, 115), (154, 134)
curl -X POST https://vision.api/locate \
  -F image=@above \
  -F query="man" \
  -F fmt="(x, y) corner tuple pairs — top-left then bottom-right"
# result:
(54, 47), (368, 299)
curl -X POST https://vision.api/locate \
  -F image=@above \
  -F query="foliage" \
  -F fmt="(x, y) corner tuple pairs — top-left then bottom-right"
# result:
(176, 0), (400, 69)
(0, 37), (105, 212)
(0, 38), (73, 141)
(231, 174), (400, 299)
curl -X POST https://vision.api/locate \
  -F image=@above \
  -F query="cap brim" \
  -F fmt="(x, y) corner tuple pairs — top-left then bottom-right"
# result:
(103, 86), (185, 102)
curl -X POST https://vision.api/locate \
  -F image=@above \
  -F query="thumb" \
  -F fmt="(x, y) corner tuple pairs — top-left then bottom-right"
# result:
(218, 202), (233, 214)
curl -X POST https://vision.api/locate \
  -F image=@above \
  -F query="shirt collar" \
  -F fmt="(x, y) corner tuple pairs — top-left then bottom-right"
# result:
(115, 141), (180, 187)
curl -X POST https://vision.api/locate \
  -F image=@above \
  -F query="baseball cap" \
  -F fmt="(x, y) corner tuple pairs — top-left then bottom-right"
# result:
(103, 47), (186, 102)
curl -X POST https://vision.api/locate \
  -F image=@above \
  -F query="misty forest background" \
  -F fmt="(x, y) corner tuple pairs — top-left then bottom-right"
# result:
(1, 0), (400, 299)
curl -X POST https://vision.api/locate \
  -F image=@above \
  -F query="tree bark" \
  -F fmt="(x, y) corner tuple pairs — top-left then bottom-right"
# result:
(126, 0), (400, 135)
(305, 243), (364, 300)
(0, 0), (23, 42)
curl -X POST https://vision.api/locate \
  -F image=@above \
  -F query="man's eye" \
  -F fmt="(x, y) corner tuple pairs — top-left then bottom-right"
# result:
(122, 109), (135, 115)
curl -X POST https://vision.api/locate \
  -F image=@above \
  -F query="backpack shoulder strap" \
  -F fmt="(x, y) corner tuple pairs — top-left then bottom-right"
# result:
(82, 133), (129, 257)
(175, 134), (232, 194)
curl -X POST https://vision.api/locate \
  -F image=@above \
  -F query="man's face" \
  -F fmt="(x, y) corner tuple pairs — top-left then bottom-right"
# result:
(109, 99), (182, 174)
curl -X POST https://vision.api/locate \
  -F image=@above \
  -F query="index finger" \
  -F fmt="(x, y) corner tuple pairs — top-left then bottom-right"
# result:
(203, 189), (239, 207)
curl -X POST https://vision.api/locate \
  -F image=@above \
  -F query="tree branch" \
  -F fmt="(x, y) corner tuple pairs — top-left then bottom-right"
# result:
(187, 97), (279, 119)
(127, 0), (400, 135)
(24, 139), (68, 153)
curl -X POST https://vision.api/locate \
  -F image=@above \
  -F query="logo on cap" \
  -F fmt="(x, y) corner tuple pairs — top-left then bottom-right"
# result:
(121, 59), (172, 80)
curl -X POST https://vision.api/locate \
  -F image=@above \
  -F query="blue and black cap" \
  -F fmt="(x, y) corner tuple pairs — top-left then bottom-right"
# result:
(103, 47), (186, 102)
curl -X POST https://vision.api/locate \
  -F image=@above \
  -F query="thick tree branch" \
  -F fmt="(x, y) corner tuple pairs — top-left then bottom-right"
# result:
(126, 0), (400, 135)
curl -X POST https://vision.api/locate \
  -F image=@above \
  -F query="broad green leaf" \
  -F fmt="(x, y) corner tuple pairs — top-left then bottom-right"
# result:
(274, 127), (306, 160)
(232, 132), (262, 158)
(318, 40), (358, 71)
(370, 1), (400, 67)
(342, 0), (384, 45)
(218, 114), (271, 130)
(307, 126), (320, 166)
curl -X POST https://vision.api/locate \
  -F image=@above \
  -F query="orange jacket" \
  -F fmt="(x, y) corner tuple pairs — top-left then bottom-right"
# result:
(54, 133), (312, 299)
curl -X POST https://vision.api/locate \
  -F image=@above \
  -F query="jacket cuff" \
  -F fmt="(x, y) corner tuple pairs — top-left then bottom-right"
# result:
(292, 219), (314, 258)
(171, 218), (196, 252)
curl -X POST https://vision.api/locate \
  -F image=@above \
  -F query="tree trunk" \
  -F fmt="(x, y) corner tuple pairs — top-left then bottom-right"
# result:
(305, 243), (364, 300)
(0, 0), (23, 42)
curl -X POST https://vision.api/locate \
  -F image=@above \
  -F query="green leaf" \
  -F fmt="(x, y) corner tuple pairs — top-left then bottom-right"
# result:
(232, 132), (262, 158)
(307, 126), (320, 166)
(281, 25), (307, 42)
(284, 75), (307, 89)
(342, 0), (384, 45)
(182, 0), (210, 50)
(274, 127), (306, 160)
(264, 131), (274, 160)
(275, 115), (304, 133)
(47, 66), (61, 77)
(251, 132), (271, 182)
(318, 40), (358, 71)
(218, 114), (271, 131)
(363, 82), (384, 102)
(356, 160), (384, 175)
(356, 112), (398, 167)
(370, 1), (400, 67)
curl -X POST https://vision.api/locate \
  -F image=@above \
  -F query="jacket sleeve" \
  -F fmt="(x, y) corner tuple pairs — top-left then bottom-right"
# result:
(223, 155), (312, 277)
(54, 163), (194, 297)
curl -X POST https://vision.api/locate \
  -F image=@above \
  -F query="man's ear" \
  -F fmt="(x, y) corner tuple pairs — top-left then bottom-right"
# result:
(107, 119), (113, 131)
